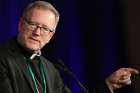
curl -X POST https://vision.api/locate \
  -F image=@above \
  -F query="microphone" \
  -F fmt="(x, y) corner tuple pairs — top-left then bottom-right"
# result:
(53, 59), (89, 93)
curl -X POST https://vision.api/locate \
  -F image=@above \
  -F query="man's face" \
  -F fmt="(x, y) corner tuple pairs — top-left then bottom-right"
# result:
(18, 8), (56, 52)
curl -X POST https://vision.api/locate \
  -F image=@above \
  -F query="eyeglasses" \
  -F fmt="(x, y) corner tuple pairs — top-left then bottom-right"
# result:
(23, 18), (55, 35)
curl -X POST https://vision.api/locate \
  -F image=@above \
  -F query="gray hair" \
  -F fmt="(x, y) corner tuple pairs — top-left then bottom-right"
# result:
(22, 1), (60, 30)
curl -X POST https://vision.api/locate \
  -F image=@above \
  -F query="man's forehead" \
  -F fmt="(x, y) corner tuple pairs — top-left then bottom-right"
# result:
(27, 8), (54, 16)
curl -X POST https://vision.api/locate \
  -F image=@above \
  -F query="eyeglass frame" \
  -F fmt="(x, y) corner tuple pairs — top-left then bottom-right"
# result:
(23, 17), (55, 35)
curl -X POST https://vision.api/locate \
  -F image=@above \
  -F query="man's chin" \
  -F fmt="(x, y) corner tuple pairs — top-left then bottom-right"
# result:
(26, 46), (40, 53)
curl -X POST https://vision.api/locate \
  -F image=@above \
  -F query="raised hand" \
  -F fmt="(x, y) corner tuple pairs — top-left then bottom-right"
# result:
(105, 68), (139, 92)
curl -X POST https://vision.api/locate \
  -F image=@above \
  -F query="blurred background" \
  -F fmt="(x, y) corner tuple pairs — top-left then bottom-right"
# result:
(0, 0), (140, 93)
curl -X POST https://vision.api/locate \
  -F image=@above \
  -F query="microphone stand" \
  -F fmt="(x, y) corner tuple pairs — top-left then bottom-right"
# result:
(54, 59), (89, 93)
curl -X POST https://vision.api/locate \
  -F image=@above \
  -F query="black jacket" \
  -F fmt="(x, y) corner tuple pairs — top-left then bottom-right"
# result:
(0, 38), (71, 93)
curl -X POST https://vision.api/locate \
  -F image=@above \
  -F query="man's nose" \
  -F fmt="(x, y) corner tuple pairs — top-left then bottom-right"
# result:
(33, 27), (41, 36)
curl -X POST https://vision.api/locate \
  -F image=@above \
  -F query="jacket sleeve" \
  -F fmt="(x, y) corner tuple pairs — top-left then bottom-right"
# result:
(0, 57), (13, 93)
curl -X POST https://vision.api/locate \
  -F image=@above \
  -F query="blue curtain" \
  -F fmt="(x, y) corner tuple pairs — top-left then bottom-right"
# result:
(0, 0), (127, 93)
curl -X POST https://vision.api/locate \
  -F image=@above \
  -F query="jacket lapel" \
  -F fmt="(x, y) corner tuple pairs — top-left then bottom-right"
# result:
(9, 39), (36, 93)
(15, 56), (36, 93)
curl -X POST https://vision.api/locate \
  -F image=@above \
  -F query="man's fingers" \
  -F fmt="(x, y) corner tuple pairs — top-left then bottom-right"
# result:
(118, 77), (131, 85)
(125, 68), (139, 74)
(120, 74), (131, 80)
(116, 68), (139, 86)
(106, 67), (139, 91)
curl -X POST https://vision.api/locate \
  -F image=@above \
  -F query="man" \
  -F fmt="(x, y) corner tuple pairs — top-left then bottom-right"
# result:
(0, 1), (137, 93)
(0, 1), (71, 93)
